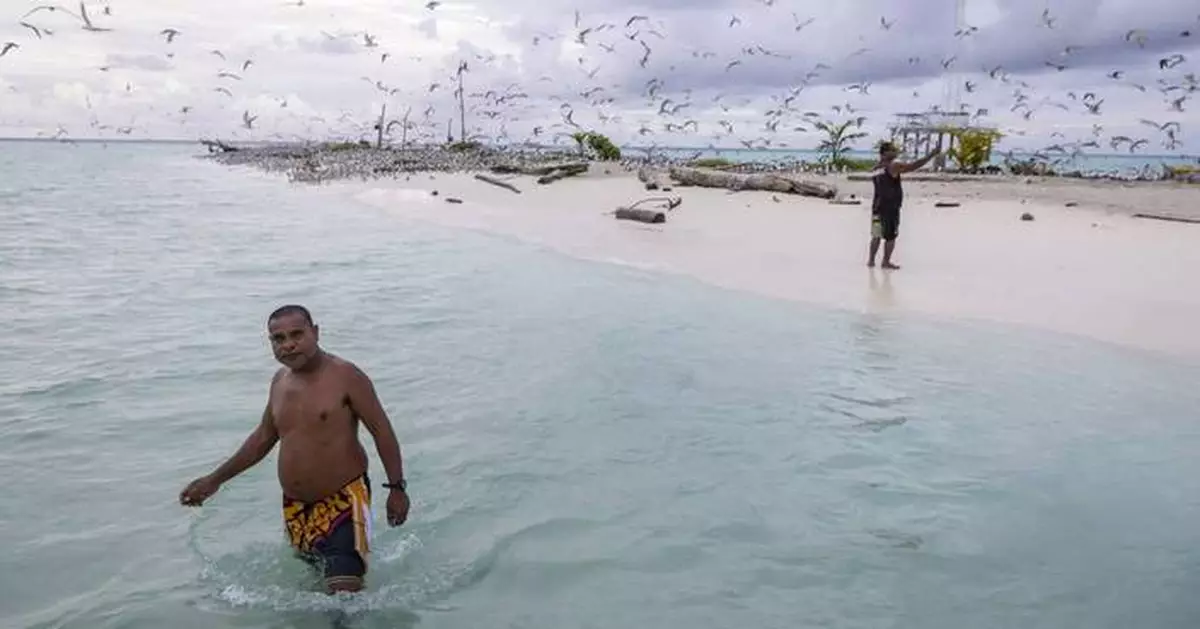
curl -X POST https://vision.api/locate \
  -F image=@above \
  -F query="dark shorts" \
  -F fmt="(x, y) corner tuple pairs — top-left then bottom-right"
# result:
(872, 207), (900, 241)
(282, 474), (373, 584)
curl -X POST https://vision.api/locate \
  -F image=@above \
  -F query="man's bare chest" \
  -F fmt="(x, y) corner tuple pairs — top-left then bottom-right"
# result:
(271, 384), (356, 433)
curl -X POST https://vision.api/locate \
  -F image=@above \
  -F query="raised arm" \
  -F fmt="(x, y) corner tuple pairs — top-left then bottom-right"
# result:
(180, 377), (280, 506)
(892, 144), (943, 174)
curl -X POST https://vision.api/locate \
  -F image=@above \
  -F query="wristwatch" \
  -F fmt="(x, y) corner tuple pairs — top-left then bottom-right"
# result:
(382, 479), (407, 491)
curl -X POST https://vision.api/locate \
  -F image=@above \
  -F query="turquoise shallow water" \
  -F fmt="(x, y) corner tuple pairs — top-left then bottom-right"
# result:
(2, 142), (1200, 629)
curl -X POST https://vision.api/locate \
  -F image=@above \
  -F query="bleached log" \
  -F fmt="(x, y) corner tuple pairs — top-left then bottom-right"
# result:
(473, 173), (521, 193)
(536, 163), (589, 184)
(667, 166), (837, 199)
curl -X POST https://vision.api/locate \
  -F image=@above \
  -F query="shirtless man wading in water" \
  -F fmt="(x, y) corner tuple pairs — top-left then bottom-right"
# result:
(179, 305), (410, 594)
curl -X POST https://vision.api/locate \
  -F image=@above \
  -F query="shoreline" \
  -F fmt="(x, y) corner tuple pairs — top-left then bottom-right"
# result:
(205, 145), (1200, 360)
(355, 169), (1200, 360)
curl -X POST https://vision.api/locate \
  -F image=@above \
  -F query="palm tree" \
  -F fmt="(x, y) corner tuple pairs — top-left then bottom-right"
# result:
(813, 117), (869, 168)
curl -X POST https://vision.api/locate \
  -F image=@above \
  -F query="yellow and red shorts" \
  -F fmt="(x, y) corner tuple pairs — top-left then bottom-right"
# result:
(282, 475), (372, 584)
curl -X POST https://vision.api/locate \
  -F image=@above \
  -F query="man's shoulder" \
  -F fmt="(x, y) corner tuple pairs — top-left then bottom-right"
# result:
(325, 354), (368, 381)
(269, 366), (287, 385)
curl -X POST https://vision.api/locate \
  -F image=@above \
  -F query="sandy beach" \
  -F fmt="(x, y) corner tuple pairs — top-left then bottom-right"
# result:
(351, 166), (1200, 359)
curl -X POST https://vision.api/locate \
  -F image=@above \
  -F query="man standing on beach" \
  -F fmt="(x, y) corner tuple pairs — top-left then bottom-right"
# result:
(179, 305), (410, 594)
(868, 140), (941, 269)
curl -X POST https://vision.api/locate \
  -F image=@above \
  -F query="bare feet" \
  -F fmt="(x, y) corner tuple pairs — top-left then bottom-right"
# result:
(881, 262), (901, 270)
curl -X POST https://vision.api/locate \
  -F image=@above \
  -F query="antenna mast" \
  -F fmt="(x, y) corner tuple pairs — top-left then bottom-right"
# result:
(942, 0), (967, 113)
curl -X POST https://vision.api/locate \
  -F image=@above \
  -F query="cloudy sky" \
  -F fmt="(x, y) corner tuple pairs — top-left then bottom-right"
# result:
(0, 0), (1196, 155)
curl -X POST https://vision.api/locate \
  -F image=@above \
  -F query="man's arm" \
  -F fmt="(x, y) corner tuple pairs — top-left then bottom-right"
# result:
(891, 147), (942, 175)
(207, 402), (280, 485)
(346, 364), (405, 486)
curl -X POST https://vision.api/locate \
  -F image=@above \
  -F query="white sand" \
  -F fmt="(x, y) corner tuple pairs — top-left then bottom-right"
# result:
(352, 169), (1200, 359)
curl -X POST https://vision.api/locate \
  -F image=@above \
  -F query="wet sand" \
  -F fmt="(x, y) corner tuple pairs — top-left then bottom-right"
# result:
(352, 168), (1200, 359)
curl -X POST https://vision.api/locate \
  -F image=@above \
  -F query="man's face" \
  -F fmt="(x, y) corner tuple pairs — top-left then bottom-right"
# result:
(881, 147), (899, 162)
(268, 313), (319, 369)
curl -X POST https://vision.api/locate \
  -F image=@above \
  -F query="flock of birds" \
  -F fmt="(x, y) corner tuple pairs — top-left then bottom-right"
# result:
(1, 1), (1198, 166)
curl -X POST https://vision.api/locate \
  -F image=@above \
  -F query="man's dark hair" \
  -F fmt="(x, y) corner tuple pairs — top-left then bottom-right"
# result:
(268, 304), (314, 326)
(878, 141), (898, 154)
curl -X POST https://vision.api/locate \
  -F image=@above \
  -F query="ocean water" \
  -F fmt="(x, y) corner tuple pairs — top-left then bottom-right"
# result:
(651, 146), (1200, 175)
(2, 141), (1200, 629)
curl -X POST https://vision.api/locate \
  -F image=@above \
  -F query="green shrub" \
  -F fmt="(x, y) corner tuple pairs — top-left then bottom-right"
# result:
(946, 128), (1003, 171)
(570, 131), (621, 161)
(585, 132), (621, 161)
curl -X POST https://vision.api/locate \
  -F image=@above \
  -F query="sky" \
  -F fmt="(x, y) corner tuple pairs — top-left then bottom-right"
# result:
(0, 0), (1197, 156)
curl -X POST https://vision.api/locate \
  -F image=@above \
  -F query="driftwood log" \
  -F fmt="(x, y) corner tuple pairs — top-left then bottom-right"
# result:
(490, 162), (588, 176)
(1133, 212), (1200, 224)
(667, 166), (837, 199)
(615, 208), (666, 224)
(536, 163), (589, 184)
(637, 166), (669, 190)
(473, 173), (522, 194)
(612, 196), (682, 224)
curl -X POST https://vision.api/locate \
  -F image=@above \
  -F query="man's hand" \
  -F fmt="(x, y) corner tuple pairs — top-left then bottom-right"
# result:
(386, 488), (410, 526)
(179, 475), (221, 507)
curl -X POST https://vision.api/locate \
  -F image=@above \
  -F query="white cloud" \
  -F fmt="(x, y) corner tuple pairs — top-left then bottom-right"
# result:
(0, 0), (1196, 154)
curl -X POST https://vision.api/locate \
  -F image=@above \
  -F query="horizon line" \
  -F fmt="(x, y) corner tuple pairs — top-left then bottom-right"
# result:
(0, 136), (1194, 161)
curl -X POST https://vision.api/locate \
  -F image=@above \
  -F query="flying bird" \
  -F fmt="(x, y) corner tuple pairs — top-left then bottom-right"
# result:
(22, 5), (76, 19)
(1, 42), (18, 57)
(1160, 54), (1186, 69)
(20, 22), (47, 38)
(77, 2), (111, 31)
(1040, 8), (1056, 28)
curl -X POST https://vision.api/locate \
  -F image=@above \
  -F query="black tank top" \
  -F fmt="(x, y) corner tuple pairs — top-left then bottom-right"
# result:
(872, 168), (903, 212)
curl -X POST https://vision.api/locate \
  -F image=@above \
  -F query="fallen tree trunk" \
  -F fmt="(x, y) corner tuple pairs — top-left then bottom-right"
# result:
(474, 173), (521, 194)
(1133, 212), (1200, 225)
(611, 196), (681, 224)
(637, 166), (669, 190)
(614, 208), (666, 224)
(668, 166), (837, 198)
(536, 163), (589, 184)
(490, 162), (588, 176)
